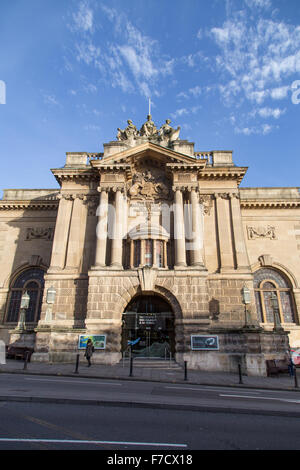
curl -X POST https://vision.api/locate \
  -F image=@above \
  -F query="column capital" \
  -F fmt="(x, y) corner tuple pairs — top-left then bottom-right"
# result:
(111, 185), (125, 193)
(214, 192), (229, 200)
(57, 193), (75, 201)
(228, 192), (240, 200)
(97, 186), (110, 193)
(187, 186), (198, 193)
(172, 185), (188, 193)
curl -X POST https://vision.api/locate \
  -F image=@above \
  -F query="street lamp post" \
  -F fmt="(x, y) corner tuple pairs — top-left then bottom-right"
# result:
(242, 285), (251, 328)
(17, 291), (30, 331)
(270, 291), (284, 332)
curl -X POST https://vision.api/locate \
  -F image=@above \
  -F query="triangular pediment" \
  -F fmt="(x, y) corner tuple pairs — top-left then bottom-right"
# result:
(90, 141), (207, 169)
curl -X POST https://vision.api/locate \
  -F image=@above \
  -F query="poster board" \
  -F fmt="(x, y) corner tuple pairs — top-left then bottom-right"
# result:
(78, 335), (106, 350)
(191, 335), (219, 351)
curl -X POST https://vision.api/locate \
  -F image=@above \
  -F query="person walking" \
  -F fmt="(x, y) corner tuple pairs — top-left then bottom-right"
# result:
(85, 338), (94, 367)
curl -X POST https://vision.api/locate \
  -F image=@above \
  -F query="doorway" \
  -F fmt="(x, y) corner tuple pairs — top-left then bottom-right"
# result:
(122, 295), (175, 358)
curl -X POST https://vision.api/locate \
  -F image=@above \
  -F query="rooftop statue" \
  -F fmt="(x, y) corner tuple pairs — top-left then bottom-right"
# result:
(117, 119), (138, 142)
(116, 116), (180, 147)
(140, 114), (158, 138)
(158, 119), (181, 146)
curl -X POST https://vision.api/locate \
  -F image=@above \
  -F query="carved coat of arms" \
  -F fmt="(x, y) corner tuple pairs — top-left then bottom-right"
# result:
(128, 169), (170, 201)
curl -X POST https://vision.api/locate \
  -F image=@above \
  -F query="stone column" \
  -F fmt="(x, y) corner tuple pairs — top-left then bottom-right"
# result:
(110, 188), (123, 269)
(189, 188), (204, 267)
(140, 239), (145, 267)
(129, 240), (134, 268)
(229, 193), (250, 270)
(174, 188), (186, 267)
(163, 241), (168, 268)
(153, 239), (157, 267)
(49, 194), (73, 270)
(215, 193), (234, 272)
(94, 189), (109, 268)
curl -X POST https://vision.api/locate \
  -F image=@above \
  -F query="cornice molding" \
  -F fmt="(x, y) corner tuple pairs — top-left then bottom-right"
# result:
(198, 167), (247, 185)
(51, 168), (98, 184)
(240, 200), (300, 209)
(0, 201), (59, 211)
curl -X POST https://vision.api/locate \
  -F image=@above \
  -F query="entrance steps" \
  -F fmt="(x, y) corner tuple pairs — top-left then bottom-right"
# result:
(121, 358), (182, 369)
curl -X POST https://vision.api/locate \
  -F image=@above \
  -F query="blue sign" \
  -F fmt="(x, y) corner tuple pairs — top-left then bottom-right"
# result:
(128, 338), (141, 346)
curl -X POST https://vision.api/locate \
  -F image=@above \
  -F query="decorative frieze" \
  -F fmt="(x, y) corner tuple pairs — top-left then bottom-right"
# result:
(26, 227), (54, 241)
(247, 226), (276, 240)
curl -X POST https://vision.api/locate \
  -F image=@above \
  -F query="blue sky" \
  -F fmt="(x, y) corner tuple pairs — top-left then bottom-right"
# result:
(0, 0), (300, 194)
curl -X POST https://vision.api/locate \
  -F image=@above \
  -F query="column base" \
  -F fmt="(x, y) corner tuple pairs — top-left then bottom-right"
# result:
(174, 264), (187, 270)
(109, 264), (123, 270)
(190, 263), (206, 270)
(90, 264), (107, 270)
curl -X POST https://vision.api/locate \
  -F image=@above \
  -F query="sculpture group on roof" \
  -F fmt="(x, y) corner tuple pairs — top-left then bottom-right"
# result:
(117, 115), (181, 148)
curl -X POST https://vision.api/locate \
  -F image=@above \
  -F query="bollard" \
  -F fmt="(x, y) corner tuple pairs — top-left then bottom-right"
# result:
(23, 351), (30, 371)
(294, 365), (299, 389)
(74, 353), (80, 374)
(184, 361), (188, 381)
(238, 363), (243, 384)
(129, 356), (133, 377)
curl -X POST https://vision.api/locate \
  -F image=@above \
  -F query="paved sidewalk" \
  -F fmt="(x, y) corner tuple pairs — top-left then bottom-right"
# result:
(0, 358), (299, 392)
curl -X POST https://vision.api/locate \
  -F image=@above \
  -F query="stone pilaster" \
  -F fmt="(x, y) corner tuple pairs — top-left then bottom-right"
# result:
(110, 188), (124, 269)
(215, 193), (234, 272)
(48, 194), (73, 271)
(188, 187), (204, 267)
(229, 193), (251, 271)
(173, 188), (186, 267)
(94, 188), (109, 268)
(65, 195), (88, 271)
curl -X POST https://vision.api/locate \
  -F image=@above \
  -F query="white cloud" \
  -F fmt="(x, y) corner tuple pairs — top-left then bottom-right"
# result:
(176, 86), (202, 101)
(76, 42), (100, 65)
(171, 108), (189, 119)
(270, 86), (289, 99)
(43, 94), (60, 106)
(235, 122), (276, 135)
(171, 106), (201, 119)
(245, 0), (272, 9)
(209, 8), (300, 119)
(72, 1), (93, 33)
(84, 83), (98, 94)
(71, 6), (175, 99)
(189, 86), (202, 97)
(256, 107), (286, 119)
(84, 124), (101, 131)
(197, 29), (203, 40)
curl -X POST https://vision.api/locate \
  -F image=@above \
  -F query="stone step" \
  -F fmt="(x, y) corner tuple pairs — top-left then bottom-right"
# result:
(121, 358), (182, 369)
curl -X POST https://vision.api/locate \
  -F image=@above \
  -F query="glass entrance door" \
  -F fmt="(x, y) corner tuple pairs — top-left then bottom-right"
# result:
(122, 296), (175, 358)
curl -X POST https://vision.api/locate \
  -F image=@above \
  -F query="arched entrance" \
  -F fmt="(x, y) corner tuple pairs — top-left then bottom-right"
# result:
(122, 295), (175, 358)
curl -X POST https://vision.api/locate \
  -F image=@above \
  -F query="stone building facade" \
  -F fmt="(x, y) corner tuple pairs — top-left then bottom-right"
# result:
(0, 116), (299, 376)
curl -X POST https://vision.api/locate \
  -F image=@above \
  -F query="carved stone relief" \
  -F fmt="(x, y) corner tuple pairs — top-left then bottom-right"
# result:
(247, 226), (276, 240)
(199, 195), (213, 216)
(26, 227), (54, 241)
(128, 165), (171, 202)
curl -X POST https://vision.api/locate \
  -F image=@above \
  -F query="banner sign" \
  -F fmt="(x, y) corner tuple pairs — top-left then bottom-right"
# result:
(139, 314), (157, 326)
(191, 335), (219, 351)
(78, 335), (106, 350)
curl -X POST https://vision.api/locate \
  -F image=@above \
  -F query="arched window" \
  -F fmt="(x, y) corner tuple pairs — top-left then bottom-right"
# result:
(126, 223), (169, 269)
(5, 268), (45, 324)
(254, 268), (296, 324)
